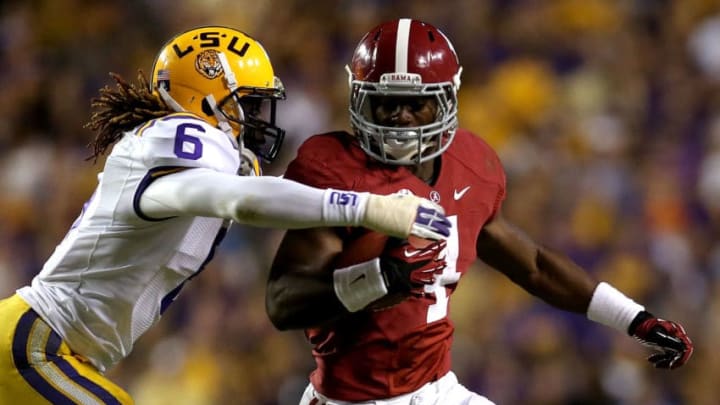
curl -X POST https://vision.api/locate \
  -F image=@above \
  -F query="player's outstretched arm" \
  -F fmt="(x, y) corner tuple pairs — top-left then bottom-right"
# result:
(476, 211), (693, 369)
(139, 168), (450, 239)
(594, 289), (693, 369)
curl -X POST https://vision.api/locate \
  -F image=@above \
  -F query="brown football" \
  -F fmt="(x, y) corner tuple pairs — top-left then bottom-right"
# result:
(333, 232), (436, 268)
(333, 231), (436, 312)
(333, 231), (389, 268)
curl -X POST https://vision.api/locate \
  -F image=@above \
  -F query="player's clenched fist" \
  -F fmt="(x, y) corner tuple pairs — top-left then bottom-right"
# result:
(629, 311), (694, 369)
(333, 238), (447, 313)
(380, 239), (447, 296)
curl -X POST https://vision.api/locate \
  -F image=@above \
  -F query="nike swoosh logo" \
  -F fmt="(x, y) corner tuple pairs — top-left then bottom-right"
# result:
(454, 186), (471, 200)
(403, 248), (422, 258)
(350, 274), (366, 284)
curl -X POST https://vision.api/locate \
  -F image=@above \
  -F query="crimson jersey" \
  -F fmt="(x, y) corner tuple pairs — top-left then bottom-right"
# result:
(284, 129), (506, 401)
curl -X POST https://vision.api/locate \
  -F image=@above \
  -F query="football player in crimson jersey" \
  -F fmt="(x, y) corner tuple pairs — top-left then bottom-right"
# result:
(0, 26), (450, 405)
(266, 18), (694, 405)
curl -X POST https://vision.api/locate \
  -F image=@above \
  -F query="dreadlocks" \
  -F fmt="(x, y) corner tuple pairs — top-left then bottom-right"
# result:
(85, 70), (172, 162)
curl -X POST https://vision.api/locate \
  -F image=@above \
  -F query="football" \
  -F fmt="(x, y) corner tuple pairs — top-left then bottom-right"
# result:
(406, 234), (435, 249)
(333, 232), (435, 268)
(333, 231), (389, 268)
(332, 231), (437, 312)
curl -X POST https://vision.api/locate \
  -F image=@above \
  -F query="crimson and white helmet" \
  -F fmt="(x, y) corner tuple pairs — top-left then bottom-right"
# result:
(347, 18), (462, 165)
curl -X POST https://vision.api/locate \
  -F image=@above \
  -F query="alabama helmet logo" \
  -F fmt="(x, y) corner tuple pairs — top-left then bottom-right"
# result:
(195, 49), (223, 79)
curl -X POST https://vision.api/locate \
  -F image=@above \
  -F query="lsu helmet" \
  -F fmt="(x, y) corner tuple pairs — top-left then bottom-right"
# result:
(151, 26), (285, 163)
(347, 18), (462, 165)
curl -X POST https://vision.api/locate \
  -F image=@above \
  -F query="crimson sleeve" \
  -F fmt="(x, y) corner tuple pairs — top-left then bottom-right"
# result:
(284, 137), (355, 190)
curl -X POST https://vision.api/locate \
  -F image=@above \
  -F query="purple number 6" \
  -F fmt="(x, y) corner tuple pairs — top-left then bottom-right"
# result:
(174, 123), (204, 160)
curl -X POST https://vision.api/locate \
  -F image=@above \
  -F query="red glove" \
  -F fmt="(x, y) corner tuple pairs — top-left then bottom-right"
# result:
(628, 311), (694, 369)
(379, 239), (446, 296)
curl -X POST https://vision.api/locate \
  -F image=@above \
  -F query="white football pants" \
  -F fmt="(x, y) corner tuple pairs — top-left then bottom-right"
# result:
(299, 371), (495, 405)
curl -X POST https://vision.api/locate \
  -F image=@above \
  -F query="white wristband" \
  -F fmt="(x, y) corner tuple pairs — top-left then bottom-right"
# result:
(587, 282), (644, 333)
(333, 258), (388, 312)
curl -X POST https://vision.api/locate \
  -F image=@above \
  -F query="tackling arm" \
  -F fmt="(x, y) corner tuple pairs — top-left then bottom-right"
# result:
(139, 168), (450, 238)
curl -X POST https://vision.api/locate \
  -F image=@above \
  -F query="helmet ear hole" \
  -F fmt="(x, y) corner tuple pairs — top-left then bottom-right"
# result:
(201, 98), (214, 117)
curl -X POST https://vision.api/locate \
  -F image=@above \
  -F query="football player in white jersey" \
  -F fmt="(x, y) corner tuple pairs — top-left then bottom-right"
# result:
(0, 26), (451, 404)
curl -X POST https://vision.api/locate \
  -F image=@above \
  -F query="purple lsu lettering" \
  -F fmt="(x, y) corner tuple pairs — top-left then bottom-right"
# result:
(329, 191), (358, 206)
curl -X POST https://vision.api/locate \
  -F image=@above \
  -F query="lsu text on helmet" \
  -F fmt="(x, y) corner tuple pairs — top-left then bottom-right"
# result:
(151, 26), (286, 162)
(347, 18), (463, 165)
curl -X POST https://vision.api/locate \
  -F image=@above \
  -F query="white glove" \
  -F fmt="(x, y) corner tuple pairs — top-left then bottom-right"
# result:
(410, 200), (452, 240)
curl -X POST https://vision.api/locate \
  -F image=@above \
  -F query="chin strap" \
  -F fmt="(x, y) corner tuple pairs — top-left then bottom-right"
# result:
(216, 51), (261, 176)
(214, 51), (249, 156)
(203, 93), (238, 148)
(157, 86), (186, 113)
(239, 147), (262, 176)
(205, 92), (259, 176)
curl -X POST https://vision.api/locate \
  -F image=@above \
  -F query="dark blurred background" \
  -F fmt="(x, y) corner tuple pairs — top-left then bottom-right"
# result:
(2, 1), (719, 404)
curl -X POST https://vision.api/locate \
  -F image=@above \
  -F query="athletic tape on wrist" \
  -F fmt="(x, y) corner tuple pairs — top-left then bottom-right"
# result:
(587, 282), (644, 333)
(364, 194), (419, 238)
(333, 258), (388, 312)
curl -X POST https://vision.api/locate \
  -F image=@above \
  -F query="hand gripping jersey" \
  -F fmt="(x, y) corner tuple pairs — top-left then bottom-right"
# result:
(284, 129), (507, 400)
(17, 113), (240, 373)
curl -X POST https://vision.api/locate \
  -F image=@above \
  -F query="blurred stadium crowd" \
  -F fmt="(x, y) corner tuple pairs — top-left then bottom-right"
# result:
(2, 0), (720, 404)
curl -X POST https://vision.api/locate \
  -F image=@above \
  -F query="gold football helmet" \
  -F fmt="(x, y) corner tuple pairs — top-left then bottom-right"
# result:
(151, 26), (285, 163)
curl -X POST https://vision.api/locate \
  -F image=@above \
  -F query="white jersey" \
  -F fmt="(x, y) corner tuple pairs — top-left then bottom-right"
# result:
(17, 113), (240, 373)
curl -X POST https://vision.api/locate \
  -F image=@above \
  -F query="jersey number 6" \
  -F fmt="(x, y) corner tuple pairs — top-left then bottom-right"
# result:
(174, 123), (204, 160)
